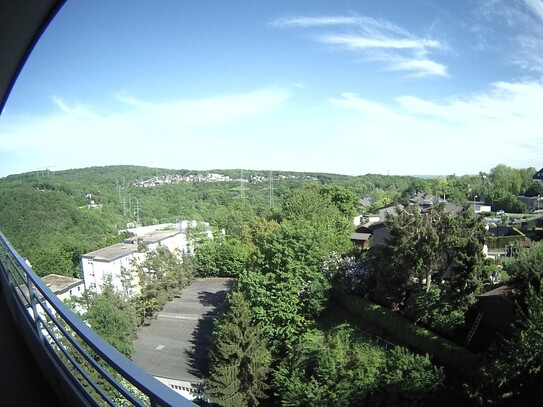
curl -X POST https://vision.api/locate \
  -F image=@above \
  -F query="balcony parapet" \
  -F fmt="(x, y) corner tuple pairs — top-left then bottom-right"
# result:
(0, 231), (196, 406)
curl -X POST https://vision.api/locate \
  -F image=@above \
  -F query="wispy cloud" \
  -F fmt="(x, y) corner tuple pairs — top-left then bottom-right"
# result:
(480, 0), (543, 73)
(523, 0), (543, 21)
(270, 14), (447, 78)
(270, 16), (361, 28)
(319, 34), (439, 51)
(388, 59), (447, 77)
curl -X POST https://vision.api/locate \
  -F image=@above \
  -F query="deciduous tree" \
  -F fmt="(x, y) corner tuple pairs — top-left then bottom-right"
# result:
(83, 277), (137, 357)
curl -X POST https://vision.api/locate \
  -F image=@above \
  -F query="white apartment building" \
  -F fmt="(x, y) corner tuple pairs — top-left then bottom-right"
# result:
(81, 229), (188, 295)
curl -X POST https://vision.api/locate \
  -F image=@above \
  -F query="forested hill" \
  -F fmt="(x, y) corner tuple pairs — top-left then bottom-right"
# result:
(0, 165), (417, 276)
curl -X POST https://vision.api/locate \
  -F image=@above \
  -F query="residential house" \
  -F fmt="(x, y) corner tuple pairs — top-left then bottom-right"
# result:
(349, 221), (390, 248)
(351, 194), (463, 249)
(349, 224), (372, 249)
(41, 274), (84, 303)
(533, 167), (543, 184)
(516, 195), (542, 211)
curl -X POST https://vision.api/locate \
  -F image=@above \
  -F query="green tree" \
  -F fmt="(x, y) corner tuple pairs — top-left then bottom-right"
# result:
(236, 187), (354, 351)
(206, 291), (271, 407)
(281, 186), (352, 255)
(505, 241), (543, 295)
(403, 285), (466, 336)
(486, 189), (527, 213)
(194, 234), (249, 277)
(317, 184), (359, 219)
(131, 245), (194, 323)
(239, 220), (338, 351)
(479, 283), (543, 405)
(368, 346), (445, 406)
(30, 245), (74, 277)
(523, 181), (543, 197)
(490, 164), (523, 195)
(210, 201), (256, 238)
(83, 278), (137, 357)
(274, 325), (386, 407)
(519, 167), (537, 194)
(369, 202), (487, 319)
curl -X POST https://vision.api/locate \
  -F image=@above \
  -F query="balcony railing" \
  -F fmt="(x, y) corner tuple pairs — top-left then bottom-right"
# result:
(0, 231), (196, 406)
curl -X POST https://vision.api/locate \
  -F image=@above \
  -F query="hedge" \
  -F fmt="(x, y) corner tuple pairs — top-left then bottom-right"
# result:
(331, 284), (481, 382)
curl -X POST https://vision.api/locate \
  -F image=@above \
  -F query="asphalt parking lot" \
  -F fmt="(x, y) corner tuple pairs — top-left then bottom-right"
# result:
(132, 278), (234, 382)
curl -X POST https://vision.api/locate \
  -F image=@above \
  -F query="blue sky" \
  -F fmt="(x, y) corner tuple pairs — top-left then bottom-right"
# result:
(1, 0), (543, 177)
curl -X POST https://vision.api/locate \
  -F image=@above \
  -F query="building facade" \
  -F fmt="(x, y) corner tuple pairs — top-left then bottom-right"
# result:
(81, 229), (189, 295)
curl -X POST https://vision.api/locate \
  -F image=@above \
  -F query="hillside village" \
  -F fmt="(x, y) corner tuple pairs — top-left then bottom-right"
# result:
(133, 172), (305, 188)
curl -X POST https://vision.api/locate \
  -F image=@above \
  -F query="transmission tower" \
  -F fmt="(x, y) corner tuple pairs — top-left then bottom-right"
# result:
(231, 169), (246, 200)
(240, 169), (245, 200)
(268, 170), (275, 208)
(135, 199), (141, 226)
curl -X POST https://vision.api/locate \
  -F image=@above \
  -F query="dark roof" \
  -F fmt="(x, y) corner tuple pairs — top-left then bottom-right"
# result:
(368, 221), (388, 231)
(478, 284), (520, 298)
(349, 232), (371, 241)
(354, 224), (372, 233)
(533, 168), (543, 181)
(410, 193), (435, 205)
(359, 197), (372, 207)
(0, 1), (66, 113)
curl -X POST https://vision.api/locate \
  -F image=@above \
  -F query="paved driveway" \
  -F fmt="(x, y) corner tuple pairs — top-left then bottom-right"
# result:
(132, 278), (234, 382)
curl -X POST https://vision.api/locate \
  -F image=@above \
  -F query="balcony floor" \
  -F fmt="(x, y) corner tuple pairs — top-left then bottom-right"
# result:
(0, 292), (62, 406)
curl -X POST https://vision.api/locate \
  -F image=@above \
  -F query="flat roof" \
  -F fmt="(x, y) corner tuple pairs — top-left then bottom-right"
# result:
(82, 242), (137, 262)
(40, 274), (83, 295)
(125, 230), (183, 245)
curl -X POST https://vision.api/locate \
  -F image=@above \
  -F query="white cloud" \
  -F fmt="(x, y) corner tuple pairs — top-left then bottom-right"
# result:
(480, 0), (543, 73)
(0, 89), (290, 176)
(388, 59), (447, 77)
(320, 34), (439, 51)
(523, 0), (543, 22)
(326, 80), (543, 174)
(270, 16), (361, 28)
(115, 89), (290, 130)
(3, 81), (543, 178)
(271, 13), (446, 78)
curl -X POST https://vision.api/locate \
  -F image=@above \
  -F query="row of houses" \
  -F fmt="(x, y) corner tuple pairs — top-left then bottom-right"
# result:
(349, 191), (543, 351)
(350, 193), (467, 249)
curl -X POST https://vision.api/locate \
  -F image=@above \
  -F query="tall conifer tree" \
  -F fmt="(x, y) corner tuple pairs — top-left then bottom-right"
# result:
(205, 291), (271, 407)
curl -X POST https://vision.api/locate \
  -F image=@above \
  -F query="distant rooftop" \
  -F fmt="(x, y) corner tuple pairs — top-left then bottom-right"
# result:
(124, 229), (183, 245)
(40, 274), (83, 295)
(82, 242), (138, 262)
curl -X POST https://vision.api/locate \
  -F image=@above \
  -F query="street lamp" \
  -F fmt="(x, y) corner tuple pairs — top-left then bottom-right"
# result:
(473, 195), (478, 213)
